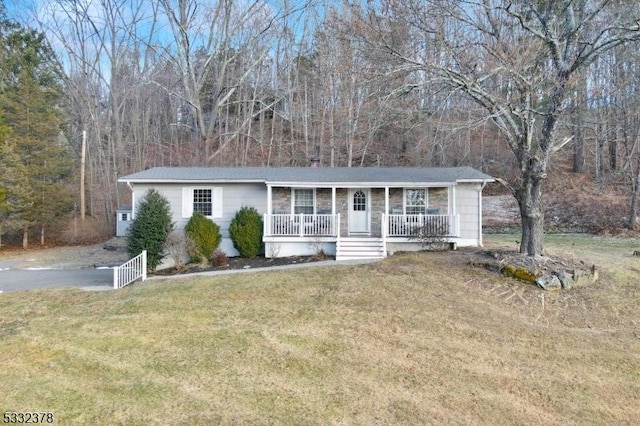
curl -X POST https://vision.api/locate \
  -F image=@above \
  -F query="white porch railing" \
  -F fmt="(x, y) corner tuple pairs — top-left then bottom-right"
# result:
(264, 214), (340, 237)
(113, 250), (147, 289)
(384, 214), (459, 238)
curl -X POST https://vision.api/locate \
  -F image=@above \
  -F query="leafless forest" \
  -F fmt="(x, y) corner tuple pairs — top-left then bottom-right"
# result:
(11, 0), (640, 241)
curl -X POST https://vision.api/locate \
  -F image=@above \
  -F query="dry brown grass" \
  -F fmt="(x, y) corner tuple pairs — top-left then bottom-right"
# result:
(1, 235), (639, 424)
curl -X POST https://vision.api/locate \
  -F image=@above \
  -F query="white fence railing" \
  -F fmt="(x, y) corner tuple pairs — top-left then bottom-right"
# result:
(384, 214), (459, 238)
(113, 250), (147, 289)
(264, 214), (339, 237)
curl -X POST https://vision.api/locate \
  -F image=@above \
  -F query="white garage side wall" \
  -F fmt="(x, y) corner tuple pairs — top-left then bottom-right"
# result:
(455, 183), (482, 247)
(131, 182), (268, 257)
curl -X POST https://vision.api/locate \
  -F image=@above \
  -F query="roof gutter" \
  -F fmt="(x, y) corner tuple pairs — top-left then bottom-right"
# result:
(266, 181), (458, 187)
(117, 178), (268, 184)
(456, 178), (495, 184)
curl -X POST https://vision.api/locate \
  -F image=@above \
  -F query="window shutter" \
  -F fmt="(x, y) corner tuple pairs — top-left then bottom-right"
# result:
(213, 187), (223, 218)
(182, 187), (193, 218)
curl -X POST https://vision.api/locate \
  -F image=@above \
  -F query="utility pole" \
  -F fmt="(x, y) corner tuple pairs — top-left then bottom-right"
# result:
(80, 130), (87, 221)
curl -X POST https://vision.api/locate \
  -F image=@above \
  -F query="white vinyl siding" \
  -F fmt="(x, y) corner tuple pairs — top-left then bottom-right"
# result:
(455, 183), (480, 241)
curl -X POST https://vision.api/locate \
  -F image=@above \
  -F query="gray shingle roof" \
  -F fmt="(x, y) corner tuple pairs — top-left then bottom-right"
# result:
(119, 166), (493, 185)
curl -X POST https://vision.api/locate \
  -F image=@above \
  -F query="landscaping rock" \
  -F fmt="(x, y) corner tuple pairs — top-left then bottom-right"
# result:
(573, 266), (598, 287)
(502, 263), (537, 282)
(469, 249), (598, 291)
(557, 270), (574, 290)
(103, 237), (128, 252)
(536, 274), (562, 291)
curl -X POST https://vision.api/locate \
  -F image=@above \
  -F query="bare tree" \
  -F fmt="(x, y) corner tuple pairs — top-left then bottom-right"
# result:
(157, 0), (288, 163)
(355, 0), (640, 255)
(36, 0), (166, 224)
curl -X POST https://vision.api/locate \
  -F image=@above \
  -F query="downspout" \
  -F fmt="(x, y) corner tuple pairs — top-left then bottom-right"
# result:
(479, 182), (488, 247)
(126, 181), (135, 219)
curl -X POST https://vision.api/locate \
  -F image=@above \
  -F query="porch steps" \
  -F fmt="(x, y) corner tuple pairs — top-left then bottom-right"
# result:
(336, 237), (386, 261)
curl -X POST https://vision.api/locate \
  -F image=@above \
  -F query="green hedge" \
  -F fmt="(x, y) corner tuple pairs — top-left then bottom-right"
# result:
(229, 207), (263, 258)
(184, 212), (222, 263)
(126, 189), (173, 271)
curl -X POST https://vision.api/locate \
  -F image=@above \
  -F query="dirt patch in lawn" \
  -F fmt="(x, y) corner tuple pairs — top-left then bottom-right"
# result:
(0, 238), (130, 269)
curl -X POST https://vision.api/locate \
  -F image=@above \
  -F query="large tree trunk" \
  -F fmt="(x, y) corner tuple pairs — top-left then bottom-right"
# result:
(573, 133), (584, 173)
(515, 176), (545, 256)
(22, 226), (28, 249)
(513, 146), (547, 256)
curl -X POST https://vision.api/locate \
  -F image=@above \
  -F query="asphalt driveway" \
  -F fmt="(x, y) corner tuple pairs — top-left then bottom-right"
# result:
(0, 264), (113, 292)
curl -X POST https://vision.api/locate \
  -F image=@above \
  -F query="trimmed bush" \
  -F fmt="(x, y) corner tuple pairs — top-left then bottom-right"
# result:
(126, 189), (174, 272)
(229, 206), (263, 258)
(184, 212), (221, 263)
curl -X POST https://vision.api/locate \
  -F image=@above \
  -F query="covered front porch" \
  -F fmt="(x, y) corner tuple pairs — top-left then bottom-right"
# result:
(263, 212), (459, 239)
(262, 185), (459, 259)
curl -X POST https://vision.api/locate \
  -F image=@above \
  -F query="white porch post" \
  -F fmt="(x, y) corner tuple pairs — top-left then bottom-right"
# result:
(384, 187), (389, 214)
(384, 186), (389, 238)
(331, 187), (336, 214)
(332, 187), (337, 236)
(451, 185), (457, 237)
(450, 185), (456, 215)
(265, 185), (273, 238)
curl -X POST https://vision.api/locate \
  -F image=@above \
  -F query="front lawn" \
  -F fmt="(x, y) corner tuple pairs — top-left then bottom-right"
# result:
(1, 235), (639, 424)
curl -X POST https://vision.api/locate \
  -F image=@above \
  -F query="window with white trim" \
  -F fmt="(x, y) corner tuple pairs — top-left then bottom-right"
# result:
(405, 189), (426, 215)
(193, 188), (213, 216)
(293, 189), (315, 214)
(182, 187), (223, 218)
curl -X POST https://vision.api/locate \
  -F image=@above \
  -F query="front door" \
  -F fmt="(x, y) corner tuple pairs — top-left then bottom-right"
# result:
(349, 189), (370, 234)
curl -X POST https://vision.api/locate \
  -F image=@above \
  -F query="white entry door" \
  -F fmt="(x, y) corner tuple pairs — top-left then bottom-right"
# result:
(349, 189), (370, 234)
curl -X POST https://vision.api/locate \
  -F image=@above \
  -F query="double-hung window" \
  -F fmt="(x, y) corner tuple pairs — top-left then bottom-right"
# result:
(182, 187), (222, 218)
(293, 189), (315, 214)
(405, 189), (426, 215)
(193, 189), (213, 216)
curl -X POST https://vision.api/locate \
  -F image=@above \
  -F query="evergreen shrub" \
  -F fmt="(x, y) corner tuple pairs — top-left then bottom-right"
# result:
(184, 212), (221, 263)
(126, 189), (174, 271)
(229, 206), (263, 258)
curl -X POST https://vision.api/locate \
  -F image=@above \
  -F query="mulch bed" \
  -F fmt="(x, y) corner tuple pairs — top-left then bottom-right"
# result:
(469, 248), (598, 289)
(472, 249), (588, 274)
(152, 254), (333, 276)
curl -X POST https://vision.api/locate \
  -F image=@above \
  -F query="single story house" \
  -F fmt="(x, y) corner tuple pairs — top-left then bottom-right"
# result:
(117, 166), (494, 260)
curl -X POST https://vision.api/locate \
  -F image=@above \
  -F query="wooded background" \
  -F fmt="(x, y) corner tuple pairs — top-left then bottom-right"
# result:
(1, 0), (639, 247)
